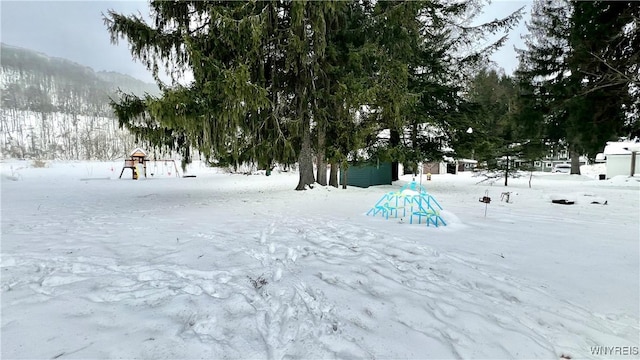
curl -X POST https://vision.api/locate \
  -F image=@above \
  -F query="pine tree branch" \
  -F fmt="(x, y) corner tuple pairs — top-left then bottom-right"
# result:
(578, 80), (630, 96)
(587, 51), (639, 86)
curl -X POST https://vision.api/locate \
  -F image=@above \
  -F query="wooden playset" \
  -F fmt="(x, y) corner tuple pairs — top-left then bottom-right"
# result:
(119, 148), (180, 179)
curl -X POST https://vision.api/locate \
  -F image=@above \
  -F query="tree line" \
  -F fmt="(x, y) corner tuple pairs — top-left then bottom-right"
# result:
(0, 43), (160, 160)
(461, 0), (638, 185)
(105, 0), (638, 189)
(517, 0), (639, 175)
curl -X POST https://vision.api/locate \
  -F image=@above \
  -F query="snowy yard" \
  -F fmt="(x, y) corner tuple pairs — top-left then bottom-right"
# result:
(1, 160), (638, 359)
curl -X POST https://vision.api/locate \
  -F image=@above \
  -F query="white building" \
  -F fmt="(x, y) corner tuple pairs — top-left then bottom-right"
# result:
(533, 145), (588, 172)
(597, 140), (640, 178)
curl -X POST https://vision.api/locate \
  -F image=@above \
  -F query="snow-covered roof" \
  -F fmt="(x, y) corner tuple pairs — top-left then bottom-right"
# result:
(459, 159), (478, 164)
(376, 124), (447, 140)
(130, 147), (147, 157)
(603, 140), (640, 155)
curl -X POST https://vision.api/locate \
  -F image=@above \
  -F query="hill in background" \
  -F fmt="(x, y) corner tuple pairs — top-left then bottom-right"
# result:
(0, 43), (160, 160)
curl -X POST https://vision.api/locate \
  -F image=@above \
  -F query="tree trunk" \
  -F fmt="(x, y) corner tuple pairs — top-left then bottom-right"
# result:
(295, 113), (315, 190)
(40, 112), (48, 159)
(316, 120), (327, 186)
(73, 115), (79, 160)
(504, 155), (510, 186)
(293, 8), (315, 191)
(329, 162), (338, 187)
(570, 148), (581, 175)
(341, 163), (348, 189)
(411, 122), (418, 176)
(391, 129), (400, 181)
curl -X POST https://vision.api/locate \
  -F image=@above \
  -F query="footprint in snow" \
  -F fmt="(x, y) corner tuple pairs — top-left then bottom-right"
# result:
(287, 248), (297, 263)
(273, 267), (282, 282)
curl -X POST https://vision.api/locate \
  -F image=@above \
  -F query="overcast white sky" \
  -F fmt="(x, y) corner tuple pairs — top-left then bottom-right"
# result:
(1, 0), (531, 84)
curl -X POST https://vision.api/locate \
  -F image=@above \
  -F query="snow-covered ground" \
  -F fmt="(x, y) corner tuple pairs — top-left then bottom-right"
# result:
(1, 160), (638, 359)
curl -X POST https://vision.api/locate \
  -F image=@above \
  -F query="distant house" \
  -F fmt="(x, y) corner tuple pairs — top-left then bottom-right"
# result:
(422, 161), (447, 175)
(532, 145), (588, 172)
(597, 140), (640, 178)
(421, 158), (476, 175)
(456, 159), (478, 172)
(373, 126), (456, 176)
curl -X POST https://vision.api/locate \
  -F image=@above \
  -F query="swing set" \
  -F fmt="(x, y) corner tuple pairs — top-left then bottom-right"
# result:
(148, 159), (180, 178)
(118, 148), (181, 179)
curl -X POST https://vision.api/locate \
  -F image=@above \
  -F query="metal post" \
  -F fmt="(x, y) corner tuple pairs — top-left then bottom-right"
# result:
(484, 190), (489, 217)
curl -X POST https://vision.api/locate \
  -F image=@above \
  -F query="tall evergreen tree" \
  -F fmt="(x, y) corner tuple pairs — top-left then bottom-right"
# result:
(517, 0), (639, 174)
(106, 1), (275, 169)
(106, 1), (351, 190)
(315, 0), (376, 187)
(105, 0), (524, 189)
(465, 68), (545, 185)
(567, 1), (638, 155)
(367, 0), (524, 180)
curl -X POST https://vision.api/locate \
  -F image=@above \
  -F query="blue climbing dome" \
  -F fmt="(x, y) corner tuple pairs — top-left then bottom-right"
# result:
(366, 181), (446, 227)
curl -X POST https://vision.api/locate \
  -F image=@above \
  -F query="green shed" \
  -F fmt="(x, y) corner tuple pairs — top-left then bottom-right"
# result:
(340, 162), (392, 188)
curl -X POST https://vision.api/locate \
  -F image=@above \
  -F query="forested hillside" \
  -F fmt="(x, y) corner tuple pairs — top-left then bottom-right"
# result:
(0, 43), (159, 160)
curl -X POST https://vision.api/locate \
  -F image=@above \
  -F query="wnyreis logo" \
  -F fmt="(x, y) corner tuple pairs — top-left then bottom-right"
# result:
(590, 346), (639, 356)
